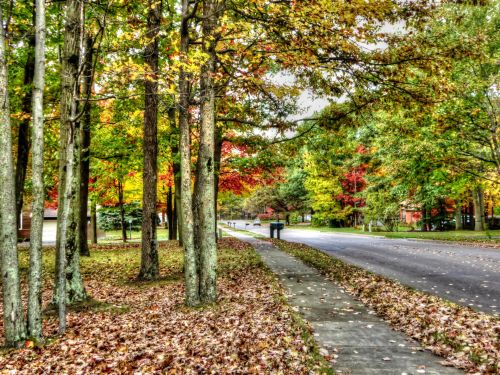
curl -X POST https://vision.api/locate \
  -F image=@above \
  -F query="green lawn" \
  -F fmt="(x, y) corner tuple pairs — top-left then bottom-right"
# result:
(286, 225), (500, 245)
(102, 228), (171, 242)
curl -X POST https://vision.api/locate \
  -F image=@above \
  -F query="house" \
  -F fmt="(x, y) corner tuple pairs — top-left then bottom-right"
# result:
(18, 208), (102, 243)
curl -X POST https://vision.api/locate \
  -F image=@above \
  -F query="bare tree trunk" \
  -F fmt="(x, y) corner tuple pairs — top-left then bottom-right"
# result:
(0, 4), (27, 346)
(167, 186), (174, 240)
(118, 180), (127, 242)
(54, 0), (87, 322)
(173, 194), (178, 240)
(174, 164), (181, 243)
(27, 0), (46, 340)
(194, 0), (218, 304)
(79, 34), (94, 257)
(214, 128), (223, 239)
(473, 187), (486, 231)
(167, 107), (179, 241)
(15, 18), (35, 229)
(455, 200), (463, 231)
(90, 198), (97, 244)
(139, 0), (161, 280)
(179, 0), (199, 306)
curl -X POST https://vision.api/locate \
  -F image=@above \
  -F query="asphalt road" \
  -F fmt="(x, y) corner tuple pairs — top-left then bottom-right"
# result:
(225, 220), (500, 316)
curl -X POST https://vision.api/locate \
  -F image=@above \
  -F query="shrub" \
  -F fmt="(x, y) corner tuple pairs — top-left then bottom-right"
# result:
(97, 202), (143, 231)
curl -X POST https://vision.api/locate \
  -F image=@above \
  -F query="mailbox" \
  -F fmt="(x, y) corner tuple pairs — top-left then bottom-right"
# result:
(270, 222), (285, 239)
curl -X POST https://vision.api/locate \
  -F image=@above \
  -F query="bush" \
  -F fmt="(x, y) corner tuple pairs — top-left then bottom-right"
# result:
(289, 213), (300, 224)
(98, 202), (143, 231)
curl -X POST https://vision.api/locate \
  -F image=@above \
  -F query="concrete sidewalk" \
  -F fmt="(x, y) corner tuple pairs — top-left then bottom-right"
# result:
(224, 229), (463, 375)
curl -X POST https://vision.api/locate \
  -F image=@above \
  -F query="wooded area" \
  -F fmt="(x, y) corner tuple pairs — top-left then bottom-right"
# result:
(0, 0), (498, 369)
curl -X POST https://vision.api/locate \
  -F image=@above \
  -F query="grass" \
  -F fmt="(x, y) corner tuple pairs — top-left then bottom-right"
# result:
(101, 229), (170, 242)
(219, 223), (267, 239)
(287, 225), (500, 245)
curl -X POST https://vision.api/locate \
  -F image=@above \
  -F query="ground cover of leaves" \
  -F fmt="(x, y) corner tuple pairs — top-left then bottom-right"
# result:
(0, 238), (332, 374)
(271, 239), (499, 374)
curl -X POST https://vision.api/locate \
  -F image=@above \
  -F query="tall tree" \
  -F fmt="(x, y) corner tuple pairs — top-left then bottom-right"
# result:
(79, 34), (94, 257)
(194, 0), (218, 303)
(27, 0), (46, 340)
(139, 0), (162, 280)
(15, 7), (35, 227)
(55, 0), (87, 319)
(0, 3), (27, 346)
(179, 0), (199, 306)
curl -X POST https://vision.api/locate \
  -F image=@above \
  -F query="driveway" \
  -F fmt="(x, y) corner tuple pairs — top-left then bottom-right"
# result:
(225, 220), (500, 316)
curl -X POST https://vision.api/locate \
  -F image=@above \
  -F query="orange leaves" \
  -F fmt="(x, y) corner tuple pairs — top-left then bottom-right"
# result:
(0, 240), (326, 373)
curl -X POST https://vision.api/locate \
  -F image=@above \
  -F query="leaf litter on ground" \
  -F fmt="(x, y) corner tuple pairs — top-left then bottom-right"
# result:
(0, 238), (332, 374)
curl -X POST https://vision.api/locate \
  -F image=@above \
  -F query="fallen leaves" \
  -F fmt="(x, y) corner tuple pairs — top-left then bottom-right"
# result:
(273, 239), (499, 374)
(0, 239), (329, 374)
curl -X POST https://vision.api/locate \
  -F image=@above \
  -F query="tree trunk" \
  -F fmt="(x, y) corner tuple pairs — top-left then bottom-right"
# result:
(54, 0), (87, 319)
(90, 198), (97, 244)
(172, 147), (181, 243)
(421, 207), (429, 232)
(174, 164), (181, 243)
(15, 9), (36, 229)
(0, 5), (27, 346)
(139, 0), (161, 280)
(78, 34), (94, 257)
(214, 128), (223, 240)
(172, 195), (178, 240)
(473, 186), (485, 231)
(167, 186), (174, 240)
(118, 180), (127, 242)
(179, 0), (199, 306)
(27, 0), (46, 340)
(168, 107), (179, 242)
(455, 200), (463, 231)
(194, 0), (218, 304)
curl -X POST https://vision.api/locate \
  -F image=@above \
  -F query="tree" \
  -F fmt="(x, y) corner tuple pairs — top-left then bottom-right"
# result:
(55, 0), (87, 333)
(79, 34), (95, 257)
(0, 3), (27, 346)
(139, 0), (162, 281)
(179, 0), (199, 306)
(194, 0), (219, 303)
(27, 0), (47, 340)
(15, 5), (35, 228)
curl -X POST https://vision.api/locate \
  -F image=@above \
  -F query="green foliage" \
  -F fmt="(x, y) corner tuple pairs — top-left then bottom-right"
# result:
(363, 190), (401, 232)
(218, 192), (244, 219)
(97, 202), (143, 231)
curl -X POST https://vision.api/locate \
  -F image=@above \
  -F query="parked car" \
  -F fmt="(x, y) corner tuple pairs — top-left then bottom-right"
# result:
(253, 218), (261, 226)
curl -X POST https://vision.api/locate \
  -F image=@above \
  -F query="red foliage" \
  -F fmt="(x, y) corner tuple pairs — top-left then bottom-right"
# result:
(336, 164), (367, 208)
(218, 140), (283, 195)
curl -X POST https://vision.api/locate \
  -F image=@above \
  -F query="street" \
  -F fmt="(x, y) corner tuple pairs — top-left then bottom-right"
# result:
(226, 220), (500, 316)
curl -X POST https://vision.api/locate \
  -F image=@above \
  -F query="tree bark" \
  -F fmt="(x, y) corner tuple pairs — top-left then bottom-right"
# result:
(214, 128), (223, 239)
(15, 9), (36, 229)
(473, 186), (486, 231)
(54, 0), (87, 319)
(90, 198), (97, 244)
(78, 34), (94, 257)
(194, 0), (218, 304)
(168, 107), (180, 242)
(179, 0), (199, 306)
(174, 163), (181, 243)
(27, 0), (46, 340)
(139, 0), (161, 280)
(0, 4), (27, 346)
(455, 200), (463, 231)
(118, 180), (127, 242)
(167, 186), (174, 240)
